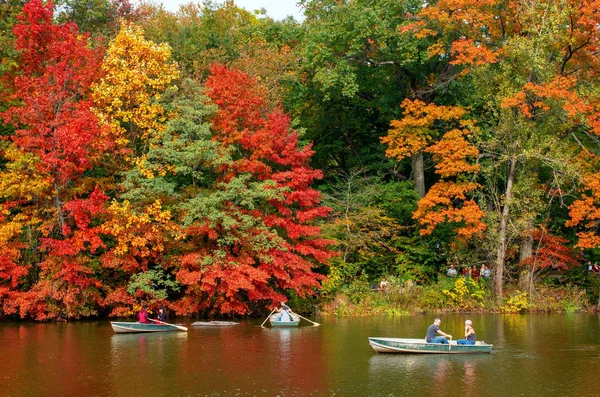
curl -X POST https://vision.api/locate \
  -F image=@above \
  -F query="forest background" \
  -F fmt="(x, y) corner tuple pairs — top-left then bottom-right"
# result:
(2, 0), (600, 321)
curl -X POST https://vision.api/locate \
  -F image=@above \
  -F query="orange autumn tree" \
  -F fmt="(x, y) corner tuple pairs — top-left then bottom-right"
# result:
(400, 0), (600, 298)
(567, 172), (600, 250)
(383, 99), (485, 238)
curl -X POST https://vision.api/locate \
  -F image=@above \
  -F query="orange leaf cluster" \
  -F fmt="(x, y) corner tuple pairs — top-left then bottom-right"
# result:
(413, 182), (486, 237)
(384, 99), (485, 238)
(382, 99), (467, 162)
(519, 229), (580, 271)
(501, 76), (600, 135)
(427, 128), (480, 178)
(567, 173), (600, 249)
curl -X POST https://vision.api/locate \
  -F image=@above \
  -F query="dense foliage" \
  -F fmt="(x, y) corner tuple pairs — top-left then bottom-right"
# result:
(1, 0), (600, 319)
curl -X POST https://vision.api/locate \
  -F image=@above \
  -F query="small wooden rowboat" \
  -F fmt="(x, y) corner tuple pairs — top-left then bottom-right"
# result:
(191, 321), (239, 327)
(269, 312), (300, 327)
(368, 337), (493, 354)
(111, 321), (186, 334)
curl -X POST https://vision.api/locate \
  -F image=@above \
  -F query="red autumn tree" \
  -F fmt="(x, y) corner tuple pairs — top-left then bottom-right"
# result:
(0, 0), (113, 319)
(518, 228), (581, 294)
(174, 65), (335, 315)
(520, 230), (580, 272)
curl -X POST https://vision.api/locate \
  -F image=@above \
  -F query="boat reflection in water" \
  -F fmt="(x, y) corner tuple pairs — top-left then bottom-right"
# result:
(109, 330), (189, 394)
(368, 351), (493, 395)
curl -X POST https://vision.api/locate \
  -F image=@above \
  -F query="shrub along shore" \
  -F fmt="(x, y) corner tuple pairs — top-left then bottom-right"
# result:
(317, 276), (599, 316)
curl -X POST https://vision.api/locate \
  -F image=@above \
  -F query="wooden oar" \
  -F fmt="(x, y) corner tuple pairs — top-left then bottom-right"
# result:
(260, 308), (277, 328)
(149, 318), (188, 332)
(296, 313), (320, 327)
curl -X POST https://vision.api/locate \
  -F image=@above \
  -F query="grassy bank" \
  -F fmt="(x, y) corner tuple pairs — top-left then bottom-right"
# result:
(319, 277), (597, 316)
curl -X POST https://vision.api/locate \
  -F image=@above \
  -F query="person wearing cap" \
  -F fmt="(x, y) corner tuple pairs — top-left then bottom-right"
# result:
(457, 320), (476, 345)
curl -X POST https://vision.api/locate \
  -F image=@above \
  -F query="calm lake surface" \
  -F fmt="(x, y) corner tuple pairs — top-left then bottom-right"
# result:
(1, 314), (599, 396)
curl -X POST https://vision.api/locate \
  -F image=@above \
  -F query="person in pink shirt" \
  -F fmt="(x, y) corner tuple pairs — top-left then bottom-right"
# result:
(138, 307), (149, 323)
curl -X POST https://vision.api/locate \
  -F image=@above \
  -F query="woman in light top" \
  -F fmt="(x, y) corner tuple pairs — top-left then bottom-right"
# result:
(457, 320), (476, 345)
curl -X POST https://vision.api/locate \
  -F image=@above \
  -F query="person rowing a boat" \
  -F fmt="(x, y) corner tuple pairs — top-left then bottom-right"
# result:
(457, 320), (476, 345)
(425, 318), (452, 344)
(275, 301), (293, 322)
(157, 307), (167, 322)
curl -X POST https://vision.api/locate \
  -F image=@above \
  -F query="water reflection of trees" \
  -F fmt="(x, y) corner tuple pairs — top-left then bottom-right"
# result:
(1, 322), (113, 396)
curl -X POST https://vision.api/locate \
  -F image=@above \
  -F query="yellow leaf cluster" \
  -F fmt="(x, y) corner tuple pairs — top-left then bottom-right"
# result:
(102, 199), (182, 257)
(92, 22), (180, 152)
(0, 144), (51, 201)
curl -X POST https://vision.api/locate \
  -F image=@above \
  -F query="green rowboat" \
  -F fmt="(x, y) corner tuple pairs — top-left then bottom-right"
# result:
(111, 322), (186, 334)
(368, 337), (492, 354)
(269, 313), (300, 327)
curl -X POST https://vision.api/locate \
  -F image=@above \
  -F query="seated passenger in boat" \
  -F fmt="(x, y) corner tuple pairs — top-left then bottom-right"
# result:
(425, 318), (451, 344)
(138, 307), (149, 324)
(276, 301), (293, 322)
(457, 320), (476, 345)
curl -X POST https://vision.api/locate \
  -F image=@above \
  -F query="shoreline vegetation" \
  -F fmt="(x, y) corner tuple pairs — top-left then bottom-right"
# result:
(319, 277), (598, 317)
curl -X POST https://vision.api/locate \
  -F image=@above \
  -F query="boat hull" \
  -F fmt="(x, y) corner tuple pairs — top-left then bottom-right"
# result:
(269, 313), (300, 327)
(368, 337), (492, 354)
(191, 321), (239, 327)
(111, 322), (184, 334)
(270, 320), (300, 327)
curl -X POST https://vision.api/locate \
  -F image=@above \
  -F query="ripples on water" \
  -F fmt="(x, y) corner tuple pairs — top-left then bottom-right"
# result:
(1, 314), (599, 396)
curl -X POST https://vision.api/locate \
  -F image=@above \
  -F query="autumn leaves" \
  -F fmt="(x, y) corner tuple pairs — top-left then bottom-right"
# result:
(0, 0), (333, 319)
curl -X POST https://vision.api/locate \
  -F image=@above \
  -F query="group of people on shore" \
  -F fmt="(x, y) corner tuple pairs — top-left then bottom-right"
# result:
(447, 264), (490, 280)
(426, 318), (477, 345)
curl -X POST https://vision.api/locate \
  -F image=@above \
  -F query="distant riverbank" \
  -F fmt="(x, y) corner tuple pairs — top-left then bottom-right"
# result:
(318, 278), (597, 316)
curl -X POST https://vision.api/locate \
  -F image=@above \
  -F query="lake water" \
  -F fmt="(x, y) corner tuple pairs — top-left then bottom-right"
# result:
(1, 314), (599, 396)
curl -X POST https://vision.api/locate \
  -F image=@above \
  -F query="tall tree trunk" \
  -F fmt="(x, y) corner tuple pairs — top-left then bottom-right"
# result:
(495, 157), (517, 301)
(518, 227), (534, 293)
(412, 151), (425, 198)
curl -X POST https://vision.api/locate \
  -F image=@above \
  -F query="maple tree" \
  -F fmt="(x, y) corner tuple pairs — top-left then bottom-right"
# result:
(518, 228), (580, 295)
(170, 65), (335, 315)
(89, 21), (183, 316)
(0, 0), (113, 319)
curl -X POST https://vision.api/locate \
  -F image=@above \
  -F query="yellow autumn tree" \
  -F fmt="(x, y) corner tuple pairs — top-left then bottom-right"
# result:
(92, 21), (180, 170)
